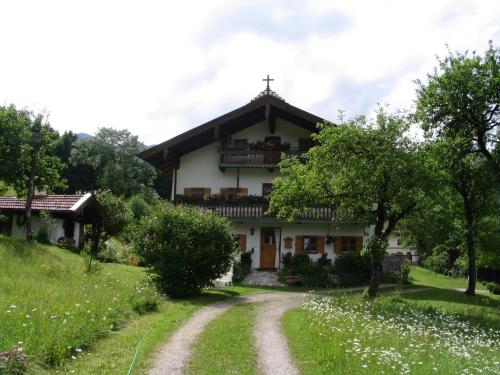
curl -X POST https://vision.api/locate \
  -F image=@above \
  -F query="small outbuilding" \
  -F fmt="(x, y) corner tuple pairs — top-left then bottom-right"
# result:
(0, 193), (105, 249)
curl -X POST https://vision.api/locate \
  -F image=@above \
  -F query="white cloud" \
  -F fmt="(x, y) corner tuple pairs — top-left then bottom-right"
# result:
(0, 0), (499, 144)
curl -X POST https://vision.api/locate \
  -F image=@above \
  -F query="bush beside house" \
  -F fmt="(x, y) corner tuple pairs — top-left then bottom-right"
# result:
(132, 204), (237, 297)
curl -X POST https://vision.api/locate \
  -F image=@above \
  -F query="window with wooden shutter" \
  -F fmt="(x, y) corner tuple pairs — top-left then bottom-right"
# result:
(295, 235), (304, 253)
(355, 237), (363, 251)
(334, 237), (342, 254)
(238, 234), (247, 252)
(184, 187), (210, 199)
(317, 236), (325, 254)
(335, 236), (363, 252)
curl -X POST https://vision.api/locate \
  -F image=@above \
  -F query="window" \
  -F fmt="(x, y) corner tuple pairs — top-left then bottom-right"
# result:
(265, 136), (281, 147)
(304, 236), (318, 254)
(220, 187), (248, 200)
(341, 237), (357, 252)
(334, 236), (363, 253)
(184, 187), (211, 199)
(262, 183), (273, 198)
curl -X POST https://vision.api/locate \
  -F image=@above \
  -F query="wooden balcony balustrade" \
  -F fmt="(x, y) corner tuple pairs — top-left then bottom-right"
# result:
(218, 148), (304, 168)
(192, 202), (336, 221)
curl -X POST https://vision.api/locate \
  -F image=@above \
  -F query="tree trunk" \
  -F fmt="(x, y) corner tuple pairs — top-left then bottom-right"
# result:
(368, 262), (382, 298)
(90, 222), (102, 258)
(25, 133), (41, 242)
(464, 201), (476, 296)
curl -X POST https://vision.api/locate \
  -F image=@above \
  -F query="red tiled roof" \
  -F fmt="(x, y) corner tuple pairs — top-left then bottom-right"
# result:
(0, 194), (89, 213)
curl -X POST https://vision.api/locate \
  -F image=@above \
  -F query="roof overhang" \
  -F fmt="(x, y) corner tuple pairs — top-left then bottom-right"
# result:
(138, 94), (326, 173)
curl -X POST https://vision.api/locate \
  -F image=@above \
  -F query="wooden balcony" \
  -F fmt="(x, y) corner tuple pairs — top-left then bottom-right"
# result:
(218, 148), (303, 170)
(192, 202), (336, 222)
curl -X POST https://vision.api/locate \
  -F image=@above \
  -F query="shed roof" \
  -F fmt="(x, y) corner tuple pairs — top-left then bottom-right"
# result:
(0, 193), (93, 214)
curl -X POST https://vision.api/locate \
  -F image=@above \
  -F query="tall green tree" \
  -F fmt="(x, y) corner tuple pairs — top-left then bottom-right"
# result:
(53, 131), (97, 193)
(70, 128), (157, 197)
(269, 110), (427, 297)
(416, 42), (500, 177)
(0, 106), (64, 241)
(427, 137), (495, 295)
(416, 43), (500, 295)
(0, 105), (31, 182)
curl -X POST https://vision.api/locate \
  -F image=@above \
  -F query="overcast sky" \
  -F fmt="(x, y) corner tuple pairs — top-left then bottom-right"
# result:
(1, 0), (499, 145)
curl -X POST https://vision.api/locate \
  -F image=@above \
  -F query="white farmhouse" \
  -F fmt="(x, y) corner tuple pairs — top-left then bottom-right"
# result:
(139, 84), (410, 269)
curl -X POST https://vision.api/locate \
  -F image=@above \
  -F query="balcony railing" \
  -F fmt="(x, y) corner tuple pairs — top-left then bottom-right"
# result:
(184, 202), (336, 221)
(219, 148), (303, 168)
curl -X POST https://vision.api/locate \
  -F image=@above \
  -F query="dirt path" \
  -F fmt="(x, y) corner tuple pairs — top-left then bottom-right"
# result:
(254, 296), (305, 375)
(148, 292), (304, 375)
(149, 286), (433, 375)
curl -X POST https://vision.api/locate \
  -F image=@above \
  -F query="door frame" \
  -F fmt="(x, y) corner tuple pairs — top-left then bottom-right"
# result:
(260, 227), (279, 269)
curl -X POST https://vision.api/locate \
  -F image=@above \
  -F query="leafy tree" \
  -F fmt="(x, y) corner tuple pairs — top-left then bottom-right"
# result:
(269, 110), (427, 297)
(427, 137), (495, 294)
(416, 42), (500, 177)
(0, 105), (30, 183)
(416, 43), (500, 295)
(132, 204), (236, 297)
(0, 106), (64, 241)
(70, 128), (157, 197)
(53, 131), (97, 193)
(95, 190), (132, 236)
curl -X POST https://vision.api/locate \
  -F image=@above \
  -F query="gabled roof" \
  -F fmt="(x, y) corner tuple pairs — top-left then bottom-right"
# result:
(138, 91), (326, 173)
(0, 193), (94, 214)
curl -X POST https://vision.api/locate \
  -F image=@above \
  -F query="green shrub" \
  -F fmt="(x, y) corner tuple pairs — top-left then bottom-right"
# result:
(233, 251), (252, 283)
(486, 282), (500, 295)
(95, 190), (132, 236)
(423, 245), (449, 274)
(381, 270), (400, 283)
(35, 211), (54, 244)
(400, 262), (411, 284)
(128, 283), (161, 314)
(132, 204), (236, 297)
(333, 252), (371, 286)
(282, 253), (334, 288)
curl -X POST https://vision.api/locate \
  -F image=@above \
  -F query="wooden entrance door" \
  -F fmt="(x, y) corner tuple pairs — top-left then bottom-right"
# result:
(260, 228), (277, 269)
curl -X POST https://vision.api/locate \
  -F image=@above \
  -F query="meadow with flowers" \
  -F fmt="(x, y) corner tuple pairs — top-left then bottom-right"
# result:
(283, 292), (500, 375)
(0, 236), (159, 372)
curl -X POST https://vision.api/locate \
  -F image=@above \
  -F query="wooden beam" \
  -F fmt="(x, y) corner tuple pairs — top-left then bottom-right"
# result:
(265, 104), (276, 134)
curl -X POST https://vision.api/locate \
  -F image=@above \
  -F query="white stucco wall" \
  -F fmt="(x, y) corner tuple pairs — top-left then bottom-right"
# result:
(11, 213), (79, 246)
(173, 119), (312, 199)
(233, 222), (366, 269)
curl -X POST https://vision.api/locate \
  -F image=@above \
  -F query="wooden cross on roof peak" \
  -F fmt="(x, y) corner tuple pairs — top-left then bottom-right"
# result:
(262, 74), (274, 94)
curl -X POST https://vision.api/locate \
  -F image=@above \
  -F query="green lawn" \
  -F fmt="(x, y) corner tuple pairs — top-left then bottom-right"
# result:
(280, 267), (500, 375)
(283, 292), (500, 375)
(0, 236), (153, 371)
(0, 236), (279, 374)
(187, 303), (259, 375)
(409, 266), (487, 290)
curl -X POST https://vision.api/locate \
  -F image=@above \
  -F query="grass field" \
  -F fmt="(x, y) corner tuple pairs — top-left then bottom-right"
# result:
(187, 303), (259, 375)
(282, 267), (500, 375)
(409, 266), (487, 290)
(0, 236), (275, 374)
(0, 236), (157, 371)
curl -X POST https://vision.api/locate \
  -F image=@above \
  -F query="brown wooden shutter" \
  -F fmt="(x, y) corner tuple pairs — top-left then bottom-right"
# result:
(334, 237), (342, 254)
(237, 187), (248, 195)
(295, 236), (304, 253)
(238, 234), (247, 252)
(184, 188), (192, 197)
(355, 237), (363, 251)
(317, 236), (325, 254)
